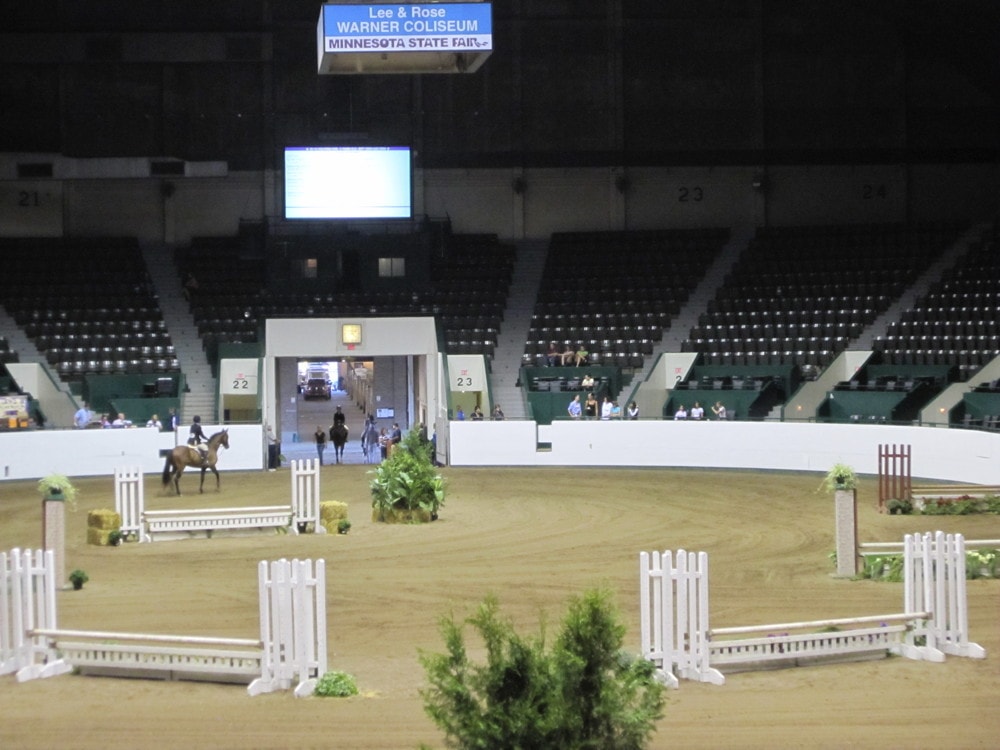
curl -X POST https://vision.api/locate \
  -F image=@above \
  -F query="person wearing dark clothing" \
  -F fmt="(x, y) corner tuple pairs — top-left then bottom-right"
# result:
(188, 415), (206, 445)
(315, 426), (327, 465)
(188, 415), (208, 462)
(332, 406), (346, 427)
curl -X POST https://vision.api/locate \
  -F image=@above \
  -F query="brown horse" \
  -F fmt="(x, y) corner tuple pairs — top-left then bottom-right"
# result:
(162, 429), (229, 495)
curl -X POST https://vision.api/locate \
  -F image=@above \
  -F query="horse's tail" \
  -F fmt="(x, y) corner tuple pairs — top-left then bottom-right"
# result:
(162, 454), (174, 486)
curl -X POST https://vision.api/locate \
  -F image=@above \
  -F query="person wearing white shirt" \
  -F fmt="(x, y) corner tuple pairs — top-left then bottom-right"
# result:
(674, 404), (688, 420)
(689, 402), (704, 420)
(600, 397), (612, 420)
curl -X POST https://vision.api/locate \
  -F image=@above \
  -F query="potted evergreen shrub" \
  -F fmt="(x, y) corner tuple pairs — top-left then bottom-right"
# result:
(68, 569), (89, 590)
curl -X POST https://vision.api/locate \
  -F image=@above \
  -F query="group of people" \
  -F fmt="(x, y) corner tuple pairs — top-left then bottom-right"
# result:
(568, 394), (639, 420)
(74, 402), (178, 431)
(673, 401), (726, 420)
(311, 408), (403, 465)
(454, 404), (505, 421)
(546, 342), (589, 367)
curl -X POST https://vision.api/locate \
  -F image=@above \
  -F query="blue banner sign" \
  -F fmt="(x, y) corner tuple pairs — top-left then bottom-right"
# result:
(319, 3), (492, 52)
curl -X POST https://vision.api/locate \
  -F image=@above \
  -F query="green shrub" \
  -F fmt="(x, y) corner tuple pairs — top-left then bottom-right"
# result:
(370, 429), (445, 522)
(859, 549), (999, 581)
(419, 588), (665, 749)
(920, 494), (1000, 515)
(337, 519), (352, 534)
(314, 670), (359, 697)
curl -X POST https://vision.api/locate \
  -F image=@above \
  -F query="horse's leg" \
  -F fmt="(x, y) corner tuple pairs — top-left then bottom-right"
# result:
(211, 463), (220, 491)
(199, 466), (207, 493)
(173, 464), (183, 495)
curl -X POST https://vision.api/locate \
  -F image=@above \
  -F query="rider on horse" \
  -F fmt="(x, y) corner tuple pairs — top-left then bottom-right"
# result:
(330, 406), (347, 440)
(188, 415), (208, 463)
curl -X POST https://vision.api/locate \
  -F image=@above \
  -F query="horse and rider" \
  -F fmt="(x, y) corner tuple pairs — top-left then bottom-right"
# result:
(329, 406), (349, 463)
(161, 415), (229, 495)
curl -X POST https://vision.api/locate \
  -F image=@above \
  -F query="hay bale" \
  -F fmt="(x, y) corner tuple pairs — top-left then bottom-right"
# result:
(88, 508), (121, 530)
(320, 501), (348, 534)
(371, 507), (433, 524)
(87, 508), (122, 546)
(87, 527), (118, 546)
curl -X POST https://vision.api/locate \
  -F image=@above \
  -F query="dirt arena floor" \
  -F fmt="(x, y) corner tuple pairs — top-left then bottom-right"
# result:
(1, 465), (998, 749)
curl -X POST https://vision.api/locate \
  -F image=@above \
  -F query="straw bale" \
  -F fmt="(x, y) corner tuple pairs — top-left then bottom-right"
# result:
(88, 508), (121, 530)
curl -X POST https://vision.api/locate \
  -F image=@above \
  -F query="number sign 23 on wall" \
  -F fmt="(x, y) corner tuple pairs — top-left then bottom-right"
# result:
(447, 354), (486, 392)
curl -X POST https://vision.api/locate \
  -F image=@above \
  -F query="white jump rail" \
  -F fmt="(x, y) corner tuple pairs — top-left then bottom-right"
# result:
(4, 553), (327, 696)
(640, 531), (985, 688)
(143, 506), (295, 541)
(30, 628), (264, 684)
(115, 460), (325, 542)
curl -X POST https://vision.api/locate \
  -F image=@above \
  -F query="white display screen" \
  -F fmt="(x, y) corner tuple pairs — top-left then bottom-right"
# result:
(283, 145), (412, 219)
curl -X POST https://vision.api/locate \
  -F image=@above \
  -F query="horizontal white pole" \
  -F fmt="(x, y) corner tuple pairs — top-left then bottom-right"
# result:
(710, 611), (928, 637)
(859, 539), (1000, 551)
(143, 506), (291, 517)
(33, 628), (261, 648)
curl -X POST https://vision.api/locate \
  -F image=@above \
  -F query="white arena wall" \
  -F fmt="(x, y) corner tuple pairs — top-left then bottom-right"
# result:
(0, 421), (997, 485)
(449, 420), (1000, 485)
(0, 424), (263, 482)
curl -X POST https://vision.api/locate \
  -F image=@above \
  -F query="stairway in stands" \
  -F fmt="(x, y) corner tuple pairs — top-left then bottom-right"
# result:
(141, 242), (216, 426)
(488, 240), (549, 420)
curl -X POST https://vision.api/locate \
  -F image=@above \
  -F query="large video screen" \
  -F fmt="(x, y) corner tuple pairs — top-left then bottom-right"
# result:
(284, 146), (412, 219)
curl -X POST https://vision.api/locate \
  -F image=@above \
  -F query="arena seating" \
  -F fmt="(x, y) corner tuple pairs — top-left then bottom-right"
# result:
(685, 222), (964, 371)
(526, 228), (729, 371)
(0, 237), (176, 382)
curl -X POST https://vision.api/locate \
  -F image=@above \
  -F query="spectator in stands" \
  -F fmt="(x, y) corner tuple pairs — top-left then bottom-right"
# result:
(610, 401), (622, 419)
(455, 406), (465, 421)
(146, 414), (163, 430)
(74, 402), (94, 429)
(574, 343), (589, 367)
(584, 392), (599, 420)
(581, 373), (595, 390)
(712, 401), (727, 420)
(690, 401), (704, 421)
(601, 397), (613, 420)
(314, 425), (327, 465)
(100, 413), (112, 428)
(168, 407), (179, 432)
(560, 343), (576, 366)
(470, 406), (484, 421)
(674, 404), (688, 420)
(492, 404), (505, 420)
(627, 401), (639, 420)
(182, 271), (199, 302)
(112, 412), (133, 428)
(547, 342), (561, 366)
(567, 394), (582, 419)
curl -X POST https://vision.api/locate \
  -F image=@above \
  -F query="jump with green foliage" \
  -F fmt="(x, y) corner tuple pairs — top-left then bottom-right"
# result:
(419, 588), (666, 750)
(370, 428), (444, 523)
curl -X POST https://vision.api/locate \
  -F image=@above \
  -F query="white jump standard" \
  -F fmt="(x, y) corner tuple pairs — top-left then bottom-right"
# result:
(115, 459), (326, 542)
(639, 531), (985, 688)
